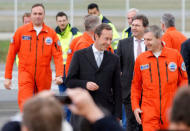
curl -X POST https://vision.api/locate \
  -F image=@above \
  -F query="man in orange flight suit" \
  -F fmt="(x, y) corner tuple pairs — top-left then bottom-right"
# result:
(4, 3), (63, 111)
(161, 13), (187, 52)
(131, 25), (188, 131)
(66, 15), (113, 76)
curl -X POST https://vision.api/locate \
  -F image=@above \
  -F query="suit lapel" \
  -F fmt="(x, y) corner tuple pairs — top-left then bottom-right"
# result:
(129, 37), (135, 63)
(85, 46), (99, 70)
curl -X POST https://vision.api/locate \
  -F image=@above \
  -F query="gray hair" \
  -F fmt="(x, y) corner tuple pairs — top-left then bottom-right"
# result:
(84, 15), (101, 31)
(161, 13), (175, 28)
(145, 25), (162, 38)
(128, 8), (139, 14)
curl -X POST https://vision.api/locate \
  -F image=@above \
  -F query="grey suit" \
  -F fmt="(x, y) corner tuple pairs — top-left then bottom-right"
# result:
(117, 37), (142, 131)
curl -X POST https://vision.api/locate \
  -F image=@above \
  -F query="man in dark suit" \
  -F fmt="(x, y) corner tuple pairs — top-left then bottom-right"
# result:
(66, 23), (122, 131)
(117, 14), (149, 131)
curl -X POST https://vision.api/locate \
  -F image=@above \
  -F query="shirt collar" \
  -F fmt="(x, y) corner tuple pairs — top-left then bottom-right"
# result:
(134, 37), (144, 42)
(92, 44), (104, 54)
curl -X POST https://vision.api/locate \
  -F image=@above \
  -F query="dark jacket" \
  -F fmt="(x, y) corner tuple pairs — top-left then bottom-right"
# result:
(66, 46), (122, 118)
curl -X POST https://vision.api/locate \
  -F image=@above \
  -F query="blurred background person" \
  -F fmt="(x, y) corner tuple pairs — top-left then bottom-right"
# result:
(122, 8), (139, 39)
(161, 13), (187, 52)
(55, 11), (82, 122)
(87, 3), (120, 51)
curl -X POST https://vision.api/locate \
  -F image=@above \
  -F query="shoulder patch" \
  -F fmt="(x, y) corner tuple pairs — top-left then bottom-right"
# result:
(22, 35), (31, 40)
(168, 62), (177, 72)
(181, 62), (186, 71)
(57, 40), (61, 46)
(140, 64), (149, 71)
(67, 49), (72, 54)
(10, 37), (14, 44)
(45, 37), (53, 45)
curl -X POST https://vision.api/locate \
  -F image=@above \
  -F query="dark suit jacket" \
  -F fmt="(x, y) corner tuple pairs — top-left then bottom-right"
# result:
(117, 37), (135, 103)
(66, 46), (122, 118)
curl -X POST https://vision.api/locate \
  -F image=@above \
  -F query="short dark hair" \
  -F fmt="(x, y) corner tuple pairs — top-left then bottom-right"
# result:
(170, 87), (190, 127)
(56, 11), (68, 20)
(88, 3), (99, 11)
(31, 3), (45, 12)
(94, 23), (112, 37)
(132, 14), (149, 27)
(22, 12), (31, 23)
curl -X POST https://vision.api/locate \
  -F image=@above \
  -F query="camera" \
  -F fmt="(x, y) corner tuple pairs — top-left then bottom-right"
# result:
(54, 93), (72, 105)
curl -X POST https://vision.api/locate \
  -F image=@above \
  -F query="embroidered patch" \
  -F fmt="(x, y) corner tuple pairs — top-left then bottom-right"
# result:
(67, 49), (72, 54)
(45, 37), (52, 45)
(22, 35), (31, 40)
(168, 62), (177, 72)
(181, 62), (186, 71)
(10, 37), (14, 44)
(140, 64), (149, 70)
(57, 40), (61, 46)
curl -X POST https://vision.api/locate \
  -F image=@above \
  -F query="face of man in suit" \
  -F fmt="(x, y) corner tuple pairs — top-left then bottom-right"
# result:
(94, 29), (112, 51)
(144, 32), (162, 53)
(131, 19), (146, 40)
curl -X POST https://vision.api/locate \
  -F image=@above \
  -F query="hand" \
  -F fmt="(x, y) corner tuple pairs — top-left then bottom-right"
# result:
(67, 88), (104, 123)
(4, 79), (11, 90)
(86, 82), (99, 91)
(54, 76), (63, 85)
(134, 108), (142, 124)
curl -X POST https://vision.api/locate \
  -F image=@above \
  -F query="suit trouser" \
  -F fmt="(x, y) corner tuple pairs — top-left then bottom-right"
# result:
(124, 96), (142, 131)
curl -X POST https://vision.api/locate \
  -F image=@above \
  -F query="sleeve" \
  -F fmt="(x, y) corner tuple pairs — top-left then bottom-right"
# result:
(52, 31), (64, 77)
(5, 30), (21, 79)
(92, 116), (124, 131)
(181, 39), (190, 84)
(65, 51), (88, 89)
(112, 56), (122, 118)
(131, 58), (143, 111)
(162, 33), (172, 48)
(177, 51), (188, 87)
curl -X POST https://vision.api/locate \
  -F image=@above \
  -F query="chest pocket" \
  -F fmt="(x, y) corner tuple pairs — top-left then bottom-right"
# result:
(20, 35), (32, 55)
(42, 37), (52, 56)
(141, 63), (153, 88)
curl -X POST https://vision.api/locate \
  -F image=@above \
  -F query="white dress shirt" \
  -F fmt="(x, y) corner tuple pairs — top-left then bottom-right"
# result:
(133, 37), (146, 60)
(92, 45), (104, 67)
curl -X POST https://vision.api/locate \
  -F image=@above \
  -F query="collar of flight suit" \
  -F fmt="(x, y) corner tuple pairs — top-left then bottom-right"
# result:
(144, 46), (168, 58)
(27, 22), (48, 33)
(165, 27), (176, 33)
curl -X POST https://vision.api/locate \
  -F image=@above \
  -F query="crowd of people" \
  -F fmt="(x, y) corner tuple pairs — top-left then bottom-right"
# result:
(2, 2), (190, 131)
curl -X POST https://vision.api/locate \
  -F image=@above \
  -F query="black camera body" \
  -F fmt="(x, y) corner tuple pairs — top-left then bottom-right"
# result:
(54, 94), (72, 105)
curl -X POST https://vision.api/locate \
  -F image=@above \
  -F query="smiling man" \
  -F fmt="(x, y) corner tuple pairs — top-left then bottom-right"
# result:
(131, 25), (188, 131)
(66, 23), (122, 131)
(4, 3), (63, 111)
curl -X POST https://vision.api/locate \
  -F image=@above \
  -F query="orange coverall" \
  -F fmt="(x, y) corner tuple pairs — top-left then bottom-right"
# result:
(131, 47), (187, 131)
(162, 27), (187, 52)
(5, 22), (63, 111)
(66, 32), (113, 75)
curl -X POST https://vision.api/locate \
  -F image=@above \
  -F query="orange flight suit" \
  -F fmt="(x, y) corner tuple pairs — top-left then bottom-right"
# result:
(66, 32), (113, 75)
(162, 27), (187, 52)
(131, 47), (187, 131)
(5, 22), (63, 111)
